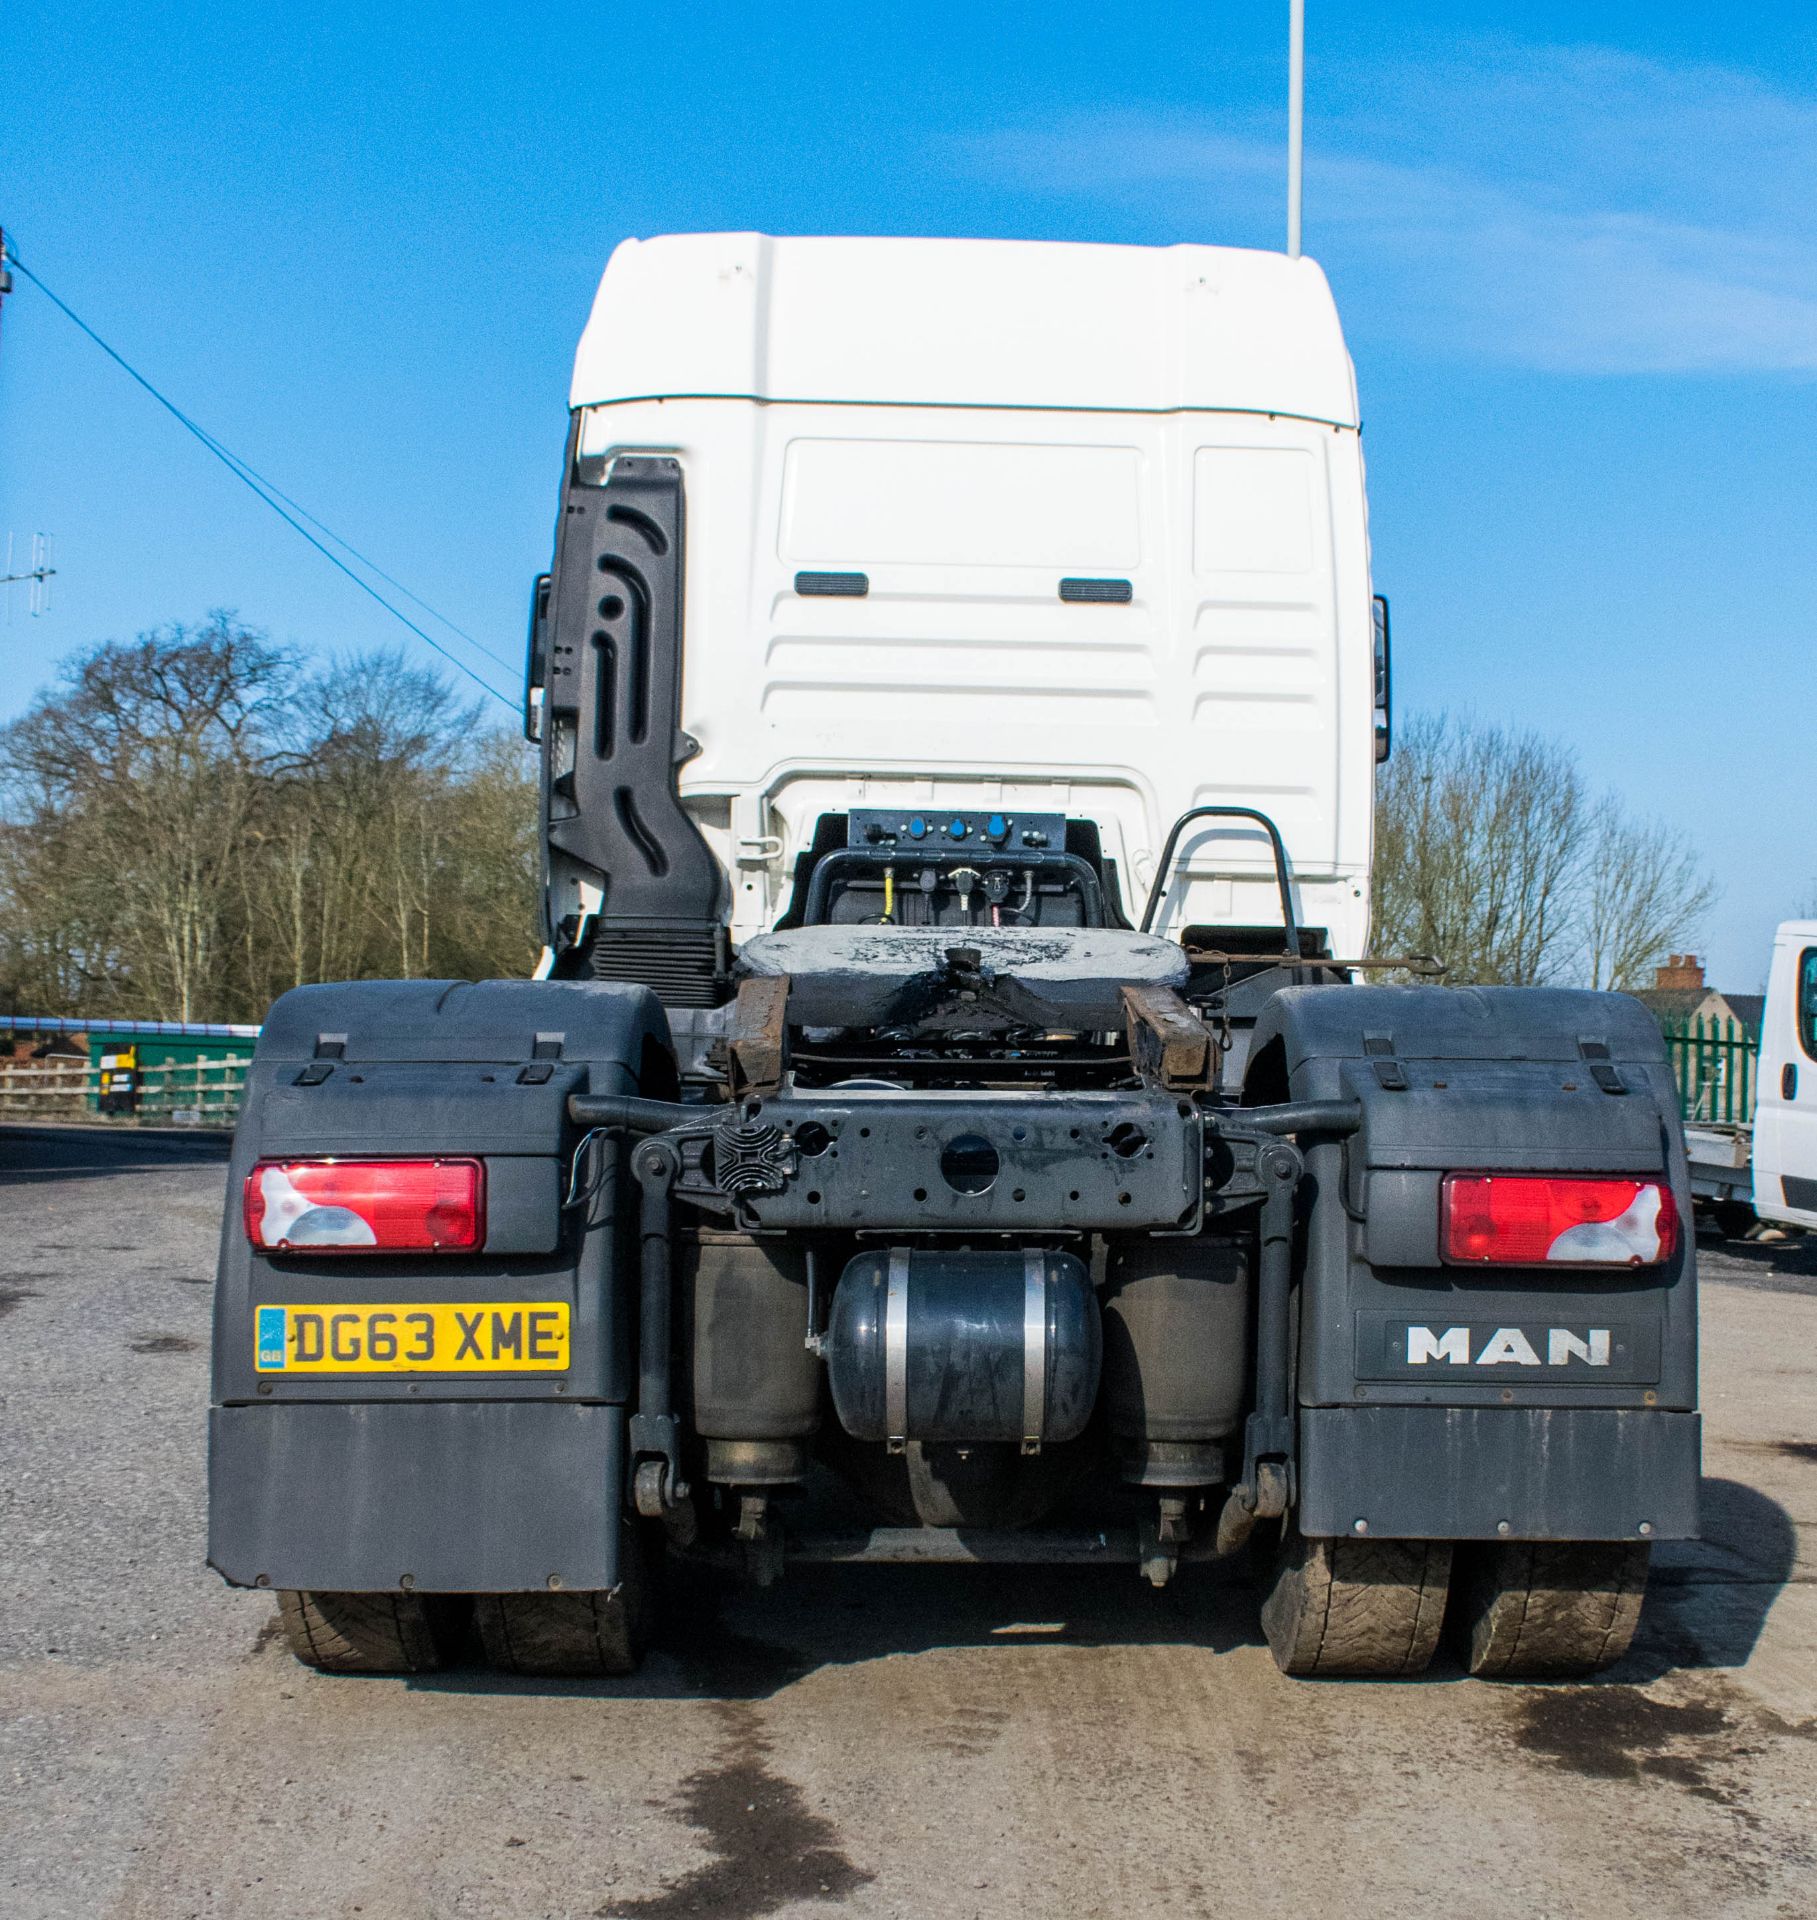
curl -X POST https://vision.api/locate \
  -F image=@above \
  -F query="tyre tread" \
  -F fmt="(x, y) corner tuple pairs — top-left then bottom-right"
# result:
(1461, 1541), (1650, 1678)
(1262, 1532), (1452, 1676)
(276, 1589), (453, 1673)
(473, 1587), (642, 1676)
(473, 1520), (653, 1677)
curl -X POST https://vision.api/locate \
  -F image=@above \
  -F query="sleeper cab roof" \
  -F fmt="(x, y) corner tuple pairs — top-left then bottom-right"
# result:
(571, 232), (1360, 428)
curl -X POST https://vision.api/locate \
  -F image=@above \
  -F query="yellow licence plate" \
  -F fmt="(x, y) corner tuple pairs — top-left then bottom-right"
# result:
(254, 1301), (570, 1373)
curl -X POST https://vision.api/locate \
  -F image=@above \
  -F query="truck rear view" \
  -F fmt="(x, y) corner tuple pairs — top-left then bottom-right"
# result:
(210, 234), (1698, 1680)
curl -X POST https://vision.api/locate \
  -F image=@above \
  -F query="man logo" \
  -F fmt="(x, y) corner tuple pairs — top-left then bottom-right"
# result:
(1406, 1326), (1611, 1367)
(1406, 1326), (1469, 1365)
(1547, 1328), (1611, 1366)
(1477, 1328), (1542, 1366)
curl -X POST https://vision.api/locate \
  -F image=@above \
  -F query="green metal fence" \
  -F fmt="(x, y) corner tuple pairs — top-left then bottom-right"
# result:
(1662, 1015), (1757, 1127)
(0, 1054), (249, 1124)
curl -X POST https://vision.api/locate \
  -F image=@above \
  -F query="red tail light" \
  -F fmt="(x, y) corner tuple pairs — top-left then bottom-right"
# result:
(1442, 1174), (1677, 1268)
(244, 1159), (484, 1253)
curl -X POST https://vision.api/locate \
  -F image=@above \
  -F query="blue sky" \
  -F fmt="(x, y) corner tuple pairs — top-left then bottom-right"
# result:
(1, 2), (1812, 986)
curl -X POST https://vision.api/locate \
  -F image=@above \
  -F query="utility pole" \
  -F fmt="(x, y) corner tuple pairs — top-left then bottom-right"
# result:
(1287, 0), (1305, 258)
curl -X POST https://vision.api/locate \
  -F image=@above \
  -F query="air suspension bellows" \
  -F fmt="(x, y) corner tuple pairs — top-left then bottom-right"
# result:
(1101, 1236), (1251, 1485)
(686, 1231), (821, 1485)
(824, 1248), (1099, 1450)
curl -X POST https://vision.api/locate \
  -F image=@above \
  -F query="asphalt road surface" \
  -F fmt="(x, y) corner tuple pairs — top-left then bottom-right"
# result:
(3, 1123), (1814, 1920)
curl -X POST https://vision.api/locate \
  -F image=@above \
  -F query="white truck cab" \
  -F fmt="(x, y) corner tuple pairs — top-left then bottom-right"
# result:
(545, 232), (1384, 960)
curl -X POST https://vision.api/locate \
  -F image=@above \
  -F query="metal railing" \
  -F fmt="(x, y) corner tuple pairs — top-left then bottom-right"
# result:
(0, 1055), (249, 1124)
(1661, 1016), (1757, 1128)
(0, 1022), (1769, 1133)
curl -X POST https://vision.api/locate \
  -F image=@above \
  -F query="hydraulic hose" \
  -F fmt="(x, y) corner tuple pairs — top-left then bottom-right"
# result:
(1231, 1099), (1362, 1137)
(566, 1092), (697, 1132)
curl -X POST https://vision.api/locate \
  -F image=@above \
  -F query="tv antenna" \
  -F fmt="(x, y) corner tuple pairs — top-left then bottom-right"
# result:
(2, 534), (56, 619)
(0, 230), (55, 617)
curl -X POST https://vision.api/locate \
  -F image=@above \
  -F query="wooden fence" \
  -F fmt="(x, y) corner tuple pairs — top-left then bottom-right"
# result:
(1661, 1016), (1757, 1128)
(0, 1055), (249, 1124)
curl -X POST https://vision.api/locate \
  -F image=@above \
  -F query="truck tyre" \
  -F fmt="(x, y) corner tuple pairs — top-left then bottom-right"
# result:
(1455, 1541), (1650, 1678)
(276, 1590), (466, 1674)
(473, 1524), (656, 1676)
(1261, 1529), (1452, 1676)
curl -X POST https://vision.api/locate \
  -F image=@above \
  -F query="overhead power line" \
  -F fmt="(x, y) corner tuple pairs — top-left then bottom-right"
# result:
(2, 236), (518, 709)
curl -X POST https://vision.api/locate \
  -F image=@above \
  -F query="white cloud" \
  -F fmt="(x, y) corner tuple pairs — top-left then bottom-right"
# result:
(965, 42), (1817, 376)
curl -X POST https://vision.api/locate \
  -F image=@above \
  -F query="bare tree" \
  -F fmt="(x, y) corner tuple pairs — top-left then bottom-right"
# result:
(0, 615), (294, 1021)
(1375, 711), (1715, 989)
(0, 621), (540, 1022)
(1579, 801), (1719, 991)
(432, 728), (540, 981)
(246, 651), (477, 992)
(1374, 712), (1587, 984)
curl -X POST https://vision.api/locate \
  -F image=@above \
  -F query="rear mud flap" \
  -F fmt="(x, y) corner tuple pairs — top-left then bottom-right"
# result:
(208, 1401), (627, 1592)
(1297, 1405), (1699, 1541)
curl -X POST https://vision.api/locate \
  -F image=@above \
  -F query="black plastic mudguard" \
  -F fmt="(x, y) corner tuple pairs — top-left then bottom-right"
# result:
(207, 978), (671, 1592)
(1247, 984), (1700, 1541)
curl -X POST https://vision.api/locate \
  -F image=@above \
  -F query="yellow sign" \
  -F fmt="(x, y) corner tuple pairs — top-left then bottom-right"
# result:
(254, 1301), (570, 1373)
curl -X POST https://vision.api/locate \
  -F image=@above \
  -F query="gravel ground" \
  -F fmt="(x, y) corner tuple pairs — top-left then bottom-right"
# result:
(2, 1123), (1814, 1920)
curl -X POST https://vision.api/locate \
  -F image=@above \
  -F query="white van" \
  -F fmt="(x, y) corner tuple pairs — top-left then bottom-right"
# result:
(1751, 919), (1817, 1227)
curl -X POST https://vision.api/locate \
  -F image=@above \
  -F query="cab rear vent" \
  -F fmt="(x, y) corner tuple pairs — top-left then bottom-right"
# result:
(795, 571), (870, 597)
(1059, 577), (1133, 603)
(587, 924), (731, 1007)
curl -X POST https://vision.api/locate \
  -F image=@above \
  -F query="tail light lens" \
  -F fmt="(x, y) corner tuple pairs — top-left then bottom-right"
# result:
(244, 1159), (484, 1252)
(1442, 1174), (1678, 1267)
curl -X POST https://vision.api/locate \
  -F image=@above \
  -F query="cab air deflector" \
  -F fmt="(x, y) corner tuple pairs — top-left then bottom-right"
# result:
(542, 449), (725, 993)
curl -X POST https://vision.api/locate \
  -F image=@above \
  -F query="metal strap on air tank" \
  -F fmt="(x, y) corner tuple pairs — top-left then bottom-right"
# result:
(1022, 1250), (1046, 1455)
(885, 1248), (910, 1455)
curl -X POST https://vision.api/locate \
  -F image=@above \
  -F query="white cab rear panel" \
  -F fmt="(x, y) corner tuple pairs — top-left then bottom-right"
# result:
(565, 235), (1376, 952)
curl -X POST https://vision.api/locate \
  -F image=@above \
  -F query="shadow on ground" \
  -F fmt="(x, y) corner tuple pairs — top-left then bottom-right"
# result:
(1696, 1220), (1817, 1296)
(398, 1552), (1266, 1705)
(1635, 1474), (1803, 1677)
(387, 1470), (1797, 1705)
(0, 1122), (232, 1185)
